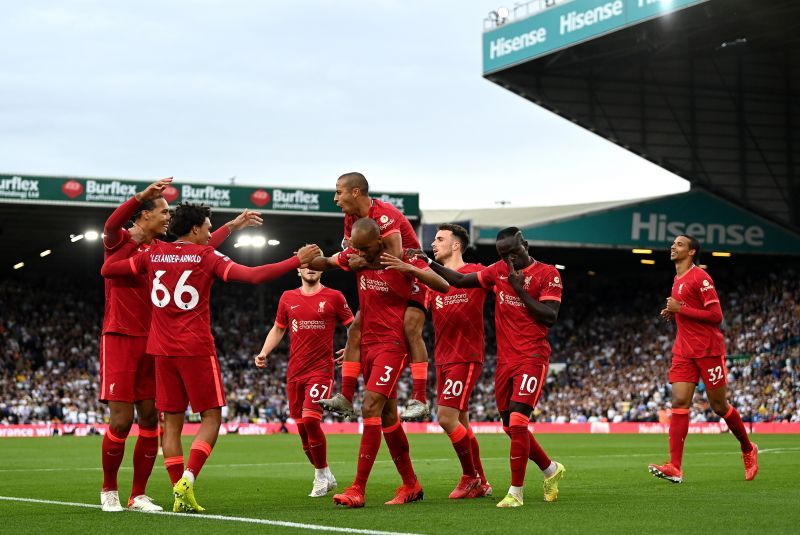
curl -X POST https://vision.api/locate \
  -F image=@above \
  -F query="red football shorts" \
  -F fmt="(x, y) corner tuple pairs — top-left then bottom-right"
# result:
(669, 354), (728, 389)
(362, 344), (407, 399)
(495, 360), (548, 413)
(287, 371), (334, 419)
(436, 362), (482, 411)
(155, 354), (226, 413)
(100, 334), (155, 403)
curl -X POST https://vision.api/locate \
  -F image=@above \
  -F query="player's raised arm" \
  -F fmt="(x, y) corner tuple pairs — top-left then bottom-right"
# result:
(220, 244), (322, 284)
(507, 259), (560, 327)
(409, 250), (481, 288)
(209, 209), (264, 249)
(103, 177), (173, 250)
(307, 252), (346, 272)
(380, 253), (450, 293)
(101, 250), (148, 278)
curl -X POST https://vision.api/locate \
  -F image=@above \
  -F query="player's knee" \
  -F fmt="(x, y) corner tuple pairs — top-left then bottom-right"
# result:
(361, 395), (382, 418)
(403, 310), (424, 336)
(711, 400), (729, 416)
(437, 408), (456, 431)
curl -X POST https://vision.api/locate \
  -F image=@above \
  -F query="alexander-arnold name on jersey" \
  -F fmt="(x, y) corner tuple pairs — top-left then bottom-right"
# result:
(150, 254), (203, 263)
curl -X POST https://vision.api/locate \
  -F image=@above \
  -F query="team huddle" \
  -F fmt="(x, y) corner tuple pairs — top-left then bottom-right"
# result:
(96, 172), (758, 513)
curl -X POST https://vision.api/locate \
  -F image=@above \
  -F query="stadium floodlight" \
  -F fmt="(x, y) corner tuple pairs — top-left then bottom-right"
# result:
(70, 234), (84, 242)
(587, 270), (596, 276)
(497, 6), (509, 19)
(640, 259), (656, 265)
(251, 236), (266, 248)
(236, 235), (253, 248)
(632, 249), (653, 254)
(712, 252), (732, 258)
(555, 264), (565, 270)
(40, 250), (51, 258)
(268, 239), (280, 246)
(699, 264), (708, 269)
(84, 230), (99, 241)
(13, 262), (24, 270)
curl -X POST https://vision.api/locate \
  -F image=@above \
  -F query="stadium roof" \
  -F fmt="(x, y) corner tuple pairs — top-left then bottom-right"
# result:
(481, 0), (800, 232)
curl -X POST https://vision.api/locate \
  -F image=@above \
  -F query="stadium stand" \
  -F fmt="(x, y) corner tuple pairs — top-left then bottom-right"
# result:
(2, 266), (797, 426)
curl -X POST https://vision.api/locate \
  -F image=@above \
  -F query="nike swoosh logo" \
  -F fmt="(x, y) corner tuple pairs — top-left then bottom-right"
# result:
(443, 396), (456, 400)
(376, 382), (388, 386)
(145, 454), (157, 459)
(499, 276), (508, 280)
(510, 456), (522, 460)
(291, 305), (300, 309)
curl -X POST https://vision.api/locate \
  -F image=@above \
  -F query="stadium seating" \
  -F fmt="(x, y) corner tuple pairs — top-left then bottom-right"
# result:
(1, 268), (798, 425)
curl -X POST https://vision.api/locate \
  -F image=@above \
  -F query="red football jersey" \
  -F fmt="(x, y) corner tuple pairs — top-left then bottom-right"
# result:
(343, 198), (420, 251)
(477, 260), (562, 365)
(428, 263), (488, 365)
(101, 196), (232, 337)
(671, 265), (726, 358)
(275, 286), (354, 381)
(356, 255), (428, 348)
(126, 241), (233, 357)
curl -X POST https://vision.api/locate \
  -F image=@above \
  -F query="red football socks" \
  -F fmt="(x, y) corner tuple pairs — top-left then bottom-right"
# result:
(341, 362), (361, 403)
(669, 408), (690, 469)
(410, 362), (428, 403)
(101, 428), (128, 491)
(296, 422), (314, 465)
(303, 410), (328, 469)
(383, 420), (417, 486)
(528, 432), (552, 471)
(164, 456), (184, 486)
(467, 427), (487, 484)
(508, 413), (530, 487)
(354, 417), (382, 489)
(723, 406), (753, 453)
(129, 426), (159, 499)
(448, 425), (476, 477)
(186, 440), (213, 479)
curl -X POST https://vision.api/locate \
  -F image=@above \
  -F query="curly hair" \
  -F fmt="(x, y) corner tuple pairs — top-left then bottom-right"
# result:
(168, 202), (211, 237)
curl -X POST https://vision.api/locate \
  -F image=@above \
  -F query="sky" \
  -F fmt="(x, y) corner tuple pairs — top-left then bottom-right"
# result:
(0, 1), (689, 210)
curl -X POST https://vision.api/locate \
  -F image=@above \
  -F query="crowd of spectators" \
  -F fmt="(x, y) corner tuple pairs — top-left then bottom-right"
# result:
(2, 266), (798, 426)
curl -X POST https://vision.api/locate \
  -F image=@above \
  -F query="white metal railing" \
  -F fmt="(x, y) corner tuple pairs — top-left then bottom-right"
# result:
(483, 0), (575, 31)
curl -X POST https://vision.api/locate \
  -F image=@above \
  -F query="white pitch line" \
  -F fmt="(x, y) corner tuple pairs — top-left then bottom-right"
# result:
(0, 496), (423, 535)
(2, 448), (796, 474)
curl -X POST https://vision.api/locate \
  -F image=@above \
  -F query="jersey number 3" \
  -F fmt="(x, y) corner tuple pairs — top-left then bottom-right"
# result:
(152, 270), (200, 310)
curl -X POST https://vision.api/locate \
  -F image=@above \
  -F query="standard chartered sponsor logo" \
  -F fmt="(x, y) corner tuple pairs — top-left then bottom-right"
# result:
(489, 27), (547, 60)
(182, 185), (231, 206)
(560, 1), (624, 35)
(86, 180), (137, 202)
(0, 176), (40, 199)
(631, 212), (765, 247)
(272, 189), (320, 211)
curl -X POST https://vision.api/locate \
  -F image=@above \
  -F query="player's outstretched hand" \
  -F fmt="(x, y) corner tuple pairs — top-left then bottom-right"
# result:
(296, 244), (323, 265)
(347, 254), (367, 271)
(136, 177), (173, 202)
(404, 248), (427, 262)
(334, 348), (345, 366)
(381, 252), (413, 272)
(660, 308), (674, 322)
(254, 354), (267, 368)
(227, 209), (263, 231)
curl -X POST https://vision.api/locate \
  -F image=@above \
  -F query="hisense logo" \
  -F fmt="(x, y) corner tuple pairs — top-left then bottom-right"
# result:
(631, 213), (765, 247)
(560, 1), (623, 35)
(488, 27), (547, 60)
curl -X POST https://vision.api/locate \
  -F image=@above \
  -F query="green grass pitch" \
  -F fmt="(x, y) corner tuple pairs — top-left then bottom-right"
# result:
(0, 433), (797, 534)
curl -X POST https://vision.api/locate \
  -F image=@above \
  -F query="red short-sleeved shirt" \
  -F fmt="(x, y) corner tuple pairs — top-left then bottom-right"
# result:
(428, 263), (489, 365)
(275, 286), (354, 381)
(477, 260), (562, 365)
